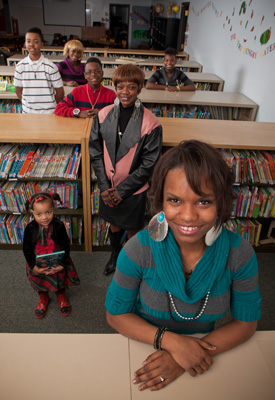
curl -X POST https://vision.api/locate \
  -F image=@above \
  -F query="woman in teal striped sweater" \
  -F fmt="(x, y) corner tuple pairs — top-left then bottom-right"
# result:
(105, 140), (262, 392)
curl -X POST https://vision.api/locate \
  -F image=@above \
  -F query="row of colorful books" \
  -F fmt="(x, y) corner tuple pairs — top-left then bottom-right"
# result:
(224, 218), (262, 247)
(0, 76), (14, 84)
(232, 186), (275, 218)
(205, 105), (237, 120)
(0, 180), (78, 213)
(195, 82), (211, 91)
(221, 149), (275, 184)
(0, 214), (82, 245)
(92, 217), (110, 246)
(0, 100), (22, 113)
(144, 104), (211, 119)
(0, 143), (81, 179)
(58, 215), (82, 245)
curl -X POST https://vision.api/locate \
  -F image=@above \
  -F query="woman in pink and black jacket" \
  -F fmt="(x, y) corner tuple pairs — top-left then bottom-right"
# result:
(89, 64), (163, 275)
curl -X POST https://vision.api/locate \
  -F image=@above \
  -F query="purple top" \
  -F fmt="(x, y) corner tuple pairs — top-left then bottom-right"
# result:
(57, 58), (87, 85)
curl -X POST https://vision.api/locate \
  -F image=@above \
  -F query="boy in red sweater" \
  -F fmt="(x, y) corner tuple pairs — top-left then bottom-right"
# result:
(55, 57), (116, 118)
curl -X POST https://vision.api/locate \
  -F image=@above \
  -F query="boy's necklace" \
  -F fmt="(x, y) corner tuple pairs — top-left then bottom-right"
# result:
(29, 55), (41, 79)
(86, 85), (102, 110)
(30, 63), (40, 79)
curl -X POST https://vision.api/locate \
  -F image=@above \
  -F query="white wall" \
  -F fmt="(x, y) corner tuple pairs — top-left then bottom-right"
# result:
(185, 0), (275, 122)
(8, 0), (83, 42)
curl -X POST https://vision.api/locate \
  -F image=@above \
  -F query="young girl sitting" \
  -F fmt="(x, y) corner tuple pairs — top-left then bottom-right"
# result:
(23, 192), (80, 318)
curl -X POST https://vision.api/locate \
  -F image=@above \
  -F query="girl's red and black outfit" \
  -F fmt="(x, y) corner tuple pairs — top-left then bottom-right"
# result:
(23, 217), (80, 292)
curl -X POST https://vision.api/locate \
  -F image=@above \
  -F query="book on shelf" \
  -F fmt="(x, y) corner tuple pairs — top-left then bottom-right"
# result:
(224, 218), (262, 247)
(36, 250), (65, 268)
(17, 148), (36, 178)
(0, 81), (15, 92)
(261, 150), (275, 180)
(0, 81), (7, 91)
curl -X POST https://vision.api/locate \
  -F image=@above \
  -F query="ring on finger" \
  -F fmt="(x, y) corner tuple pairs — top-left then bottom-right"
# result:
(159, 376), (165, 382)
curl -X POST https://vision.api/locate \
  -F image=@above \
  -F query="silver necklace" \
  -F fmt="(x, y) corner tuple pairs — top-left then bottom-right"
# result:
(167, 290), (211, 323)
(30, 63), (40, 79)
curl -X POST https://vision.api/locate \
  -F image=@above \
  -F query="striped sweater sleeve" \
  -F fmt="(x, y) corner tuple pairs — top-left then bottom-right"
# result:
(105, 235), (143, 314)
(228, 234), (262, 321)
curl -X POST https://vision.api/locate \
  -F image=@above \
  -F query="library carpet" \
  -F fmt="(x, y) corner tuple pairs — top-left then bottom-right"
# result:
(0, 250), (275, 333)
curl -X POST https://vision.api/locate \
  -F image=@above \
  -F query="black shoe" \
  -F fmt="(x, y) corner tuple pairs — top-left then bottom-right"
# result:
(103, 230), (124, 275)
(103, 252), (118, 275)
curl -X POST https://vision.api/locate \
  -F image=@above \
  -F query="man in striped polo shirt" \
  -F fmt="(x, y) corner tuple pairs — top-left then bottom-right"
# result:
(14, 27), (64, 114)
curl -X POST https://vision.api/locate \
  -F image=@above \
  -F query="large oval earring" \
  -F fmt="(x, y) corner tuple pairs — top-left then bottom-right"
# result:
(148, 211), (168, 242)
(205, 224), (222, 246)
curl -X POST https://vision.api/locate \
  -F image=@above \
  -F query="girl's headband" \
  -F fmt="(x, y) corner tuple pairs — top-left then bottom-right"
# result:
(28, 193), (53, 203)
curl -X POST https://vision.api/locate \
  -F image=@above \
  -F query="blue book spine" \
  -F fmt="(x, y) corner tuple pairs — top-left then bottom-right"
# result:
(69, 146), (79, 176)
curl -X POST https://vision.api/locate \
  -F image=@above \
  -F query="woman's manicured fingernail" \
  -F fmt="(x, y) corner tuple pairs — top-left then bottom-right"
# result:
(139, 386), (144, 391)
(132, 379), (137, 384)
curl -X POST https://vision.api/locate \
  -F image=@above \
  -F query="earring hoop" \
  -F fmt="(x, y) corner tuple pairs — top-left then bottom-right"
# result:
(205, 225), (222, 246)
(148, 211), (168, 242)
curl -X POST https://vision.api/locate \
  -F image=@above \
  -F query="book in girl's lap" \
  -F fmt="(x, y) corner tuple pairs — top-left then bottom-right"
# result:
(23, 192), (80, 319)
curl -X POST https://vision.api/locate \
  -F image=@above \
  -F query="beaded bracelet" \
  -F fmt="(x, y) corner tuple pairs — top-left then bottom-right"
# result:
(153, 327), (168, 350)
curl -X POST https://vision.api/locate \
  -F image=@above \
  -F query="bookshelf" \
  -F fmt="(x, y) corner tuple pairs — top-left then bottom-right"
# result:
(139, 88), (258, 120)
(22, 46), (189, 60)
(0, 114), (90, 251)
(6, 54), (201, 72)
(102, 69), (224, 91)
(86, 118), (275, 252)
